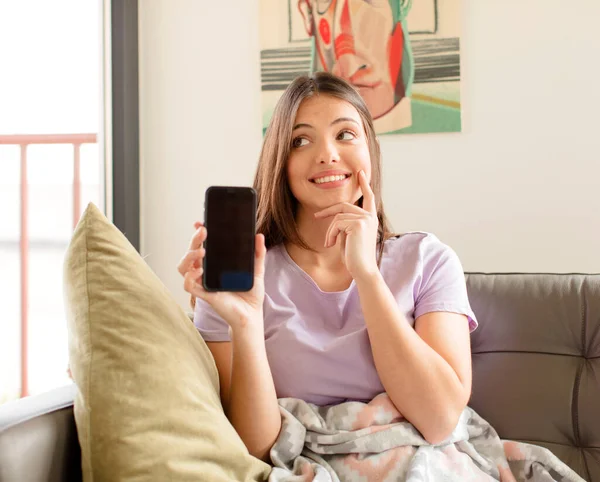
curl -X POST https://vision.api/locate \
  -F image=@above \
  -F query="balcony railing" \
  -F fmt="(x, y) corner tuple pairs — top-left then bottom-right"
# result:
(0, 133), (97, 398)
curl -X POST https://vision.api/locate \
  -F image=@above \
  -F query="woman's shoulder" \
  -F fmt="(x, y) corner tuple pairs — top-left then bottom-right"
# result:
(265, 242), (285, 267)
(263, 243), (296, 282)
(383, 231), (452, 258)
(382, 231), (463, 277)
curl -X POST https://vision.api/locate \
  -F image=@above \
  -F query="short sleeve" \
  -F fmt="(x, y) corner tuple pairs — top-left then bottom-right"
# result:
(193, 297), (231, 341)
(414, 236), (478, 332)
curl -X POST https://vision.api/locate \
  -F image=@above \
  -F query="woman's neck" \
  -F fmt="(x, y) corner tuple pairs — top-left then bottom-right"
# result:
(284, 206), (345, 271)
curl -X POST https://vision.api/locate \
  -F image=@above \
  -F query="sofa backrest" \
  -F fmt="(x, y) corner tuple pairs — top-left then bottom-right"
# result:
(0, 384), (82, 482)
(466, 273), (600, 482)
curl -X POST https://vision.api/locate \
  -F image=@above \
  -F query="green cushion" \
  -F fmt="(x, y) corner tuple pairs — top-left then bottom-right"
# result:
(63, 203), (270, 481)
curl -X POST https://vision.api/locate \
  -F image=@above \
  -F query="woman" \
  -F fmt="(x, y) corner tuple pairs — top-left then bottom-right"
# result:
(177, 72), (477, 463)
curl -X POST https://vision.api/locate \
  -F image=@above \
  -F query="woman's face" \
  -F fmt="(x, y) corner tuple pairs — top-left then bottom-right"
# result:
(287, 94), (372, 214)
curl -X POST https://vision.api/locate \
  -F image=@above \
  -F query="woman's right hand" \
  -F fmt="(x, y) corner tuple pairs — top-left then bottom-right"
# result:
(177, 221), (267, 333)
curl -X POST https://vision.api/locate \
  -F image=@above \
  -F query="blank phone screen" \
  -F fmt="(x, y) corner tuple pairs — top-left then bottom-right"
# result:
(203, 187), (256, 291)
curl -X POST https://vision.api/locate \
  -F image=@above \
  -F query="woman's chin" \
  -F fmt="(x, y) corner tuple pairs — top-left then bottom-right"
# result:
(301, 194), (361, 212)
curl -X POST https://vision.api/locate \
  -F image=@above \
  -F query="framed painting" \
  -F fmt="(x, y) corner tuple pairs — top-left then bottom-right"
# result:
(260, 0), (462, 135)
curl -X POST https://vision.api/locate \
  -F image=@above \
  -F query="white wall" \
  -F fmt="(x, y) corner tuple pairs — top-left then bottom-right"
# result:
(139, 0), (600, 310)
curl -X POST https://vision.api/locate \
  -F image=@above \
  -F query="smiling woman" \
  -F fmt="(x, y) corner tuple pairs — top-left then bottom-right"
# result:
(179, 72), (477, 462)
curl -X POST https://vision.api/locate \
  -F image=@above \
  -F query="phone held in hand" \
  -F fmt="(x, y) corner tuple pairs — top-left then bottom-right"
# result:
(202, 186), (257, 292)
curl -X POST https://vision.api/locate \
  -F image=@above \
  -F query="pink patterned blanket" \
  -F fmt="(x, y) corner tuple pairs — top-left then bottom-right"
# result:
(268, 394), (584, 482)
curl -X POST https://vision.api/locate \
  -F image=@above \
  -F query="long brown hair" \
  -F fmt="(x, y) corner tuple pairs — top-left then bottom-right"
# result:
(254, 71), (395, 260)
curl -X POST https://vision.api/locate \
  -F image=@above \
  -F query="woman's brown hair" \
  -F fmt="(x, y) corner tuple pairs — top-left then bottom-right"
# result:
(254, 71), (395, 259)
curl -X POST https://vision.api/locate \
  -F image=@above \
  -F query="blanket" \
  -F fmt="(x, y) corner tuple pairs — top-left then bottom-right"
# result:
(268, 394), (584, 482)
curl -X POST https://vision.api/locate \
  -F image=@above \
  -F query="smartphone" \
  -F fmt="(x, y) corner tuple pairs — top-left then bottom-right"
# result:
(202, 186), (257, 292)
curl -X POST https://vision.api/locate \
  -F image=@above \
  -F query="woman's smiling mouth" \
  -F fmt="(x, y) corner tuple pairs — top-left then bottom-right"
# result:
(309, 171), (352, 188)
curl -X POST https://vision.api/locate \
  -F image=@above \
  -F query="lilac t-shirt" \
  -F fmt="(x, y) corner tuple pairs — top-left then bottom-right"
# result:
(194, 232), (477, 407)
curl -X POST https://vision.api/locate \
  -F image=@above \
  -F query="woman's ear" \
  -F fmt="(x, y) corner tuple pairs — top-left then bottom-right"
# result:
(297, 0), (314, 36)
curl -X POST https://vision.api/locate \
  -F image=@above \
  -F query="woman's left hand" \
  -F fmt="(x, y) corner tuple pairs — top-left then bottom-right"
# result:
(314, 170), (379, 282)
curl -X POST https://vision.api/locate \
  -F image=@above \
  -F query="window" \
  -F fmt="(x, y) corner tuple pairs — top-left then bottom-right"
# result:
(0, 0), (106, 403)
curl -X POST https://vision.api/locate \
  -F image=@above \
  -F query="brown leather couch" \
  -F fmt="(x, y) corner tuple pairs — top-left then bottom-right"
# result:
(1, 273), (598, 481)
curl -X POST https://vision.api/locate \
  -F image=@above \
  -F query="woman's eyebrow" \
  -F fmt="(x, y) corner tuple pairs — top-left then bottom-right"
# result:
(293, 122), (312, 131)
(293, 117), (360, 131)
(331, 117), (360, 126)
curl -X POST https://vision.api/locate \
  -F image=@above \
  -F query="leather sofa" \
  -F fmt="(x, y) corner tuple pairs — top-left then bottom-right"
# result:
(1, 273), (598, 481)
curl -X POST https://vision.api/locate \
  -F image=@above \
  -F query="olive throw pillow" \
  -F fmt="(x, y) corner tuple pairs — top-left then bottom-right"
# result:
(63, 203), (270, 481)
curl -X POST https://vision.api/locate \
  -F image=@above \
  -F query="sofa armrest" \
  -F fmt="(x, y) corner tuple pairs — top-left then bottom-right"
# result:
(0, 384), (82, 482)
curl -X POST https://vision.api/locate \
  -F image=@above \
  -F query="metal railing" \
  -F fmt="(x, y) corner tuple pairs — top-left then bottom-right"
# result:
(0, 133), (97, 398)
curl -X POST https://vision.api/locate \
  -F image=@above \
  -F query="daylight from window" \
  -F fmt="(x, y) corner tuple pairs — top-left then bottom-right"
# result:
(0, 0), (103, 403)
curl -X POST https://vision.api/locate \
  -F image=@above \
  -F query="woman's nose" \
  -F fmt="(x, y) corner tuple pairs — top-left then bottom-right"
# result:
(316, 140), (340, 164)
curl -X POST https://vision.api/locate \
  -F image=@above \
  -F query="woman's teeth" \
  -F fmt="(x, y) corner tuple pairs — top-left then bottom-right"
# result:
(313, 174), (347, 184)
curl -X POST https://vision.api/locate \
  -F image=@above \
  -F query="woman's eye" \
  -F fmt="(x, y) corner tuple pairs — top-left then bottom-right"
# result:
(292, 137), (309, 148)
(338, 130), (356, 141)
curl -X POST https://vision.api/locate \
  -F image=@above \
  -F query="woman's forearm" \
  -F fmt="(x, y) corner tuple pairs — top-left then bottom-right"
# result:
(356, 273), (468, 444)
(228, 323), (281, 462)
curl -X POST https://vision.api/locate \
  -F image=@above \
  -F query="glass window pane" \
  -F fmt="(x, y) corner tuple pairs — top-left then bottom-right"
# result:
(28, 145), (74, 243)
(0, 0), (105, 403)
(0, 146), (21, 403)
